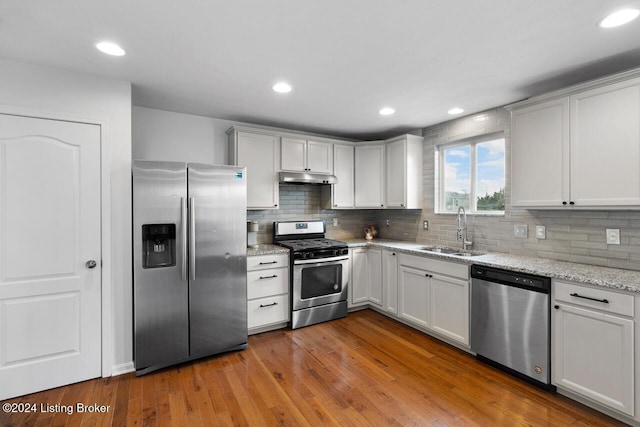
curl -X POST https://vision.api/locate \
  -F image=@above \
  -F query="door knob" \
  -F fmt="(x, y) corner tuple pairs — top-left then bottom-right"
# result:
(86, 260), (97, 269)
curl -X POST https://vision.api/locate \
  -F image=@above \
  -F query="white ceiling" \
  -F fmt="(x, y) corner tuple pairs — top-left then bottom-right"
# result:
(1, 1), (640, 139)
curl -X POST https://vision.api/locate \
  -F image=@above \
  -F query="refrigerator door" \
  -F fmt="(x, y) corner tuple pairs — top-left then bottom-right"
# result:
(187, 164), (248, 356)
(133, 161), (189, 371)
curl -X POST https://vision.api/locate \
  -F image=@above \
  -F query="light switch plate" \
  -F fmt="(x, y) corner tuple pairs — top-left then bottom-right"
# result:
(332, 217), (338, 226)
(514, 224), (528, 238)
(606, 228), (620, 245)
(535, 225), (546, 240)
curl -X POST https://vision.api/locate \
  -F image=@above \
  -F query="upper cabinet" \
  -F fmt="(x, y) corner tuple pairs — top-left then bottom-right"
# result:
(227, 129), (280, 209)
(355, 144), (386, 208)
(510, 72), (640, 209)
(331, 144), (355, 208)
(385, 135), (423, 209)
(281, 137), (332, 174)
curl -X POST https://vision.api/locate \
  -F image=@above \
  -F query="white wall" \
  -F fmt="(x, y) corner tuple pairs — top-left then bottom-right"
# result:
(132, 106), (234, 164)
(0, 58), (133, 371)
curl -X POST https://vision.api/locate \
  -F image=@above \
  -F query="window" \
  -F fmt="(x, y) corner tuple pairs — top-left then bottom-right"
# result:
(436, 134), (505, 214)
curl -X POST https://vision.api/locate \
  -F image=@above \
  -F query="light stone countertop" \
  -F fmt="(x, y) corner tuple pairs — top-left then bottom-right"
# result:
(344, 238), (640, 294)
(247, 244), (289, 257)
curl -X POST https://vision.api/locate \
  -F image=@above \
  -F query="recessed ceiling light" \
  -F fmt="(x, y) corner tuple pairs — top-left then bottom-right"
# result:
(272, 82), (292, 93)
(448, 107), (464, 115)
(599, 8), (640, 28)
(95, 41), (125, 56)
(379, 107), (395, 116)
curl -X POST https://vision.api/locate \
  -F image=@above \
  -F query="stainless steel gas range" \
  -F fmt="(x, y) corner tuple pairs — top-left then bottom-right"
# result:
(273, 220), (349, 329)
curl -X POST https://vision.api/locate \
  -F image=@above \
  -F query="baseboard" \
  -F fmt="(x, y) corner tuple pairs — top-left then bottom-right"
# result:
(111, 361), (135, 376)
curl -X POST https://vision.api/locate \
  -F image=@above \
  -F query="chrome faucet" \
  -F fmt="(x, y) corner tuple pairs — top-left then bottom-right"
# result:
(457, 206), (473, 251)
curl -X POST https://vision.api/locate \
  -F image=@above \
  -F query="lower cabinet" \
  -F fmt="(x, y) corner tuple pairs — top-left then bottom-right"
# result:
(350, 248), (382, 307)
(553, 280), (635, 417)
(247, 254), (289, 334)
(382, 250), (398, 314)
(398, 254), (469, 346)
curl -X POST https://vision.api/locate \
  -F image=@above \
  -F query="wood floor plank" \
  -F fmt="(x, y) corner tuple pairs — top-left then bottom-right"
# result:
(0, 309), (628, 426)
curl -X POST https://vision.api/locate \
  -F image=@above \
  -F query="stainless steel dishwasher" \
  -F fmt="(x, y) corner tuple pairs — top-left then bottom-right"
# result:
(470, 265), (553, 389)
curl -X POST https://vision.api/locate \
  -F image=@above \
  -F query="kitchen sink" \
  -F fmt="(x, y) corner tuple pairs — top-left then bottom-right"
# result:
(417, 246), (484, 257)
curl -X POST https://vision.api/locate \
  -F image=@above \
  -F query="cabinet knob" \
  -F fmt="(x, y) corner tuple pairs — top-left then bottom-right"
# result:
(274, 204), (278, 207)
(401, 203), (404, 207)
(562, 201), (567, 205)
(554, 305), (560, 310)
(381, 204), (384, 207)
(569, 201), (575, 205)
(392, 252), (396, 256)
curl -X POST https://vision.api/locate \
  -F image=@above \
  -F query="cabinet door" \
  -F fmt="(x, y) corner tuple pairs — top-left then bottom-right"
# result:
(386, 139), (406, 208)
(430, 274), (469, 345)
(351, 249), (369, 305)
(332, 144), (354, 208)
(511, 98), (569, 207)
(570, 78), (640, 206)
(355, 145), (385, 208)
(280, 137), (307, 171)
(553, 304), (634, 416)
(237, 132), (280, 209)
(307, 140), (332, 173)
(382, 250), (398, 314)
(368, 249), (383, 306)
(398, 265), (430, 329)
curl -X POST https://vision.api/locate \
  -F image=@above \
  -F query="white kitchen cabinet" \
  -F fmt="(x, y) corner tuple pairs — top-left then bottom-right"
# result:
(398, 264), (430, 329)
(350, 247), (382, 307)
(247, 254), (290, 333)
(331, 144), (355, 208)
(228, 130), (280, 209)
(385, 135), (423, 209)
(553, 280), (634, 417)
(382, 250), (398, 314)
(355, 144), (385, 208)
(509, 73), (640, 208)
(281, 137), (332, 174)
(398, 254), (469, 346)
(430, 273), (469, 345)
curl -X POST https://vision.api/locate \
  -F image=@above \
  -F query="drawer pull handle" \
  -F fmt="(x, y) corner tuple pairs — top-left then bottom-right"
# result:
(259, 275), (278, 280)
(569, 293), (609, 304)
(259, 261), (278, 265)
(259, 302), (278, 308)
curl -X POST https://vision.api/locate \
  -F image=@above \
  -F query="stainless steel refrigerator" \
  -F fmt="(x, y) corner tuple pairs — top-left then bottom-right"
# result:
(132, 161), (247, 375)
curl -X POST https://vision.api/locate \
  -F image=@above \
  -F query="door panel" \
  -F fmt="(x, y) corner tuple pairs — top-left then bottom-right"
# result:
(0, 114), (101, 400)
(188, 164), (247, 357)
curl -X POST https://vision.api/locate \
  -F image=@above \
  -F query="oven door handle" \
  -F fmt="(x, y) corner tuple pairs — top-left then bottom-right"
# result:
(294, 255), (349, 265)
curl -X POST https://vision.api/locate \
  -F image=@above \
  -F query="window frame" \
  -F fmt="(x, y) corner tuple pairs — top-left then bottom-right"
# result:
(435, 132), (505, 215)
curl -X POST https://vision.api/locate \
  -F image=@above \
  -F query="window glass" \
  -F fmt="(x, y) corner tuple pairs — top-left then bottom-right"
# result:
(437, 135), (505, 214)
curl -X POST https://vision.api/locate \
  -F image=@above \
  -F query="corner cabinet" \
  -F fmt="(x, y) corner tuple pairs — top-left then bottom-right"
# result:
(355, 144), (385, 208)
(509, 72), (640, 209)
(350, 247), (382, 308)
(398, 254), (469, 346)
(385, 135), (423, 209)
(330, 144), (355, 208)
(227, 129), (280, 209)
(552, 280), (635, 417)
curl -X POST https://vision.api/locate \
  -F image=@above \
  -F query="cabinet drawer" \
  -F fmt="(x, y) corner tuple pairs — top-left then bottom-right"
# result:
(247, 268), (288, 299)
(247, 254), (289, 271)
(554, 280), (634, 317)
(248, 294), (289, 329)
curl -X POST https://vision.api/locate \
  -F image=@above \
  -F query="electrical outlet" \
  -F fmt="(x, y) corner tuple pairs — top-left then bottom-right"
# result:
(423, 220), (429, 230)
(385, 218), (390, 227)
(332, 217), (338, 226)
(535, 225), (546, 240)
(606, 228), (620, 245)
(514, 224), (528, 238)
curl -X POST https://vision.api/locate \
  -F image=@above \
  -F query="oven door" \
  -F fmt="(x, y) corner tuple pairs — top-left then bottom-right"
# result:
(292, 256), (349, 310)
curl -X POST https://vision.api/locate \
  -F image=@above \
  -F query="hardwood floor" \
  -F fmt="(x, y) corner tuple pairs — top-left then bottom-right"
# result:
(0, 309), (627, 426)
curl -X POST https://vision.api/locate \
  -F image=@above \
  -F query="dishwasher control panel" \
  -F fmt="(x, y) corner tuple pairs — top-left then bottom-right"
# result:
(471, 265), (550, 293)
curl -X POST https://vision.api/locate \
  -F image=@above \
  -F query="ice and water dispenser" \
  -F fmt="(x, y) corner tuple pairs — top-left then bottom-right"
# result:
(142, 224), (176, 268)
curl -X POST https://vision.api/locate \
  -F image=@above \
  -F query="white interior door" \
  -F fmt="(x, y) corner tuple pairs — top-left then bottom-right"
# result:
(0, 114), (101, 400)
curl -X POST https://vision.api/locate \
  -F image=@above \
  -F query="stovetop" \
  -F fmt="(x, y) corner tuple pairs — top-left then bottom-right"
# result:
(276, 238), (348, 252)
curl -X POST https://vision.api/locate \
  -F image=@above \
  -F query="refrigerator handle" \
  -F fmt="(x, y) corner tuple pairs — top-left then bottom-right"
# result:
(189, 197), (196, 280)
(181, 197), (188, 282)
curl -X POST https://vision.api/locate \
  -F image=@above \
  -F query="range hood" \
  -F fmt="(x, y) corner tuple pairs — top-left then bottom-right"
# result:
(279, 171), (337, 185)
